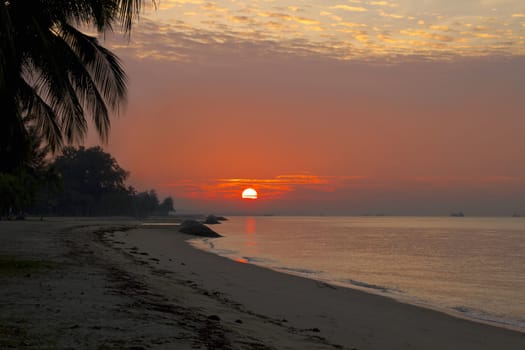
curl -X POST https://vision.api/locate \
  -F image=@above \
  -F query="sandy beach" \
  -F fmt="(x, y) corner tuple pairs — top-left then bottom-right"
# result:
(1, 219), (524, 349)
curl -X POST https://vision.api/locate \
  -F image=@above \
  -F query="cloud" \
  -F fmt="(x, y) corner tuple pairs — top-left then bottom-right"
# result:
(400, 29), (454, 42)
(474, 33), (500, 39)
(330, 5), (368, 12)
(157, 0), (205, 10)
(413, 176), (523, 188)
(429, 25), (450, 31)
(101, 1), (525, 64)
(160, 173), (525, 203)
(380, 11), (404, 19)
(161, 174), (366, 200)
(258, 12), (321, 26)
(369, 1), (399, 8)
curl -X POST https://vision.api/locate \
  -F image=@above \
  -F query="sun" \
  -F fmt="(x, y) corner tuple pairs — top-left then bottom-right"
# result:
(242, 188), (258, 200)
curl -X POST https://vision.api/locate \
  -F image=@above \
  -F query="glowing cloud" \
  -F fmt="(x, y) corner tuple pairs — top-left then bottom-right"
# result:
(103, 0), (525, 62)
(161, 174), (366, 200)
(330, 5), (368, 12)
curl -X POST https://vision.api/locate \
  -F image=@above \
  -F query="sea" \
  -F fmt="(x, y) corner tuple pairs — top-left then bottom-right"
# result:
(189, 216), (525, 331)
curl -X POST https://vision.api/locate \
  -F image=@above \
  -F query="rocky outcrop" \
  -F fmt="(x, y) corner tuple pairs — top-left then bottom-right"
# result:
(179, 220), (222, 237)
(203, 215), (228, 224)
(203, 215), (221, 224)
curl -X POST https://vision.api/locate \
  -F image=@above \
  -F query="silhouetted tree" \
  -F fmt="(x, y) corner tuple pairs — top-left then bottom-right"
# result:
(52, 146), (129, 215)
(133, 190), (160, 218)
(158, 197), (175, 215)
(0, 123), (57, 218)
(46, 146), (174, 217)
(0, 0), (146, 171)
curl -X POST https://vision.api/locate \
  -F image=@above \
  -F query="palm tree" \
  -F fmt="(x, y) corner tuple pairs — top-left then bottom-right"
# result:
(0, 0), (145, 172)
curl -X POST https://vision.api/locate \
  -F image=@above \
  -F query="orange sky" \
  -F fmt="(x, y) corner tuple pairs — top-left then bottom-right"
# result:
(87, 1), (525, 215)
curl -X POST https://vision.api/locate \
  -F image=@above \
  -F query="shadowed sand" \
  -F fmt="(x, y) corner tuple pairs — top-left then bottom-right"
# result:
(1, 219), (524, 349)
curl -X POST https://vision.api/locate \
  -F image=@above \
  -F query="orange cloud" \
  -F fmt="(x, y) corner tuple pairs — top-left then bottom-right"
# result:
(330, 5), (368, 12)
(161, 174), (365, 200)
(412, 176), (523, 188)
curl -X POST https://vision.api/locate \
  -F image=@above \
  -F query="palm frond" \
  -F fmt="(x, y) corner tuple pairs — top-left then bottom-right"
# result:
(1, 0), (148, 170)
(18, 79), (63, 152)
(50, 0), (146, 32)
(52, 31), (113, 141)
(60, 23), (127, 111)
(116, 0), (144, 32)
(28, 20), (87, 144)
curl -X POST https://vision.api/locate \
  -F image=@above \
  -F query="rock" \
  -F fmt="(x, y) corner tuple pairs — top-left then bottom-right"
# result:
(203, 214), (228, 224)
(208, 314), (221, 321)
(179, 220), (222, 237)
(203, 215), (221, 224)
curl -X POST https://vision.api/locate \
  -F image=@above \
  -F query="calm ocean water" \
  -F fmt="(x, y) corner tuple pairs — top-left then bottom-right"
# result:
(190, 216), (525, 330)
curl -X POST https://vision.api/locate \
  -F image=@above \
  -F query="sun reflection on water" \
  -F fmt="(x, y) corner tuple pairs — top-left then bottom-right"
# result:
(245, 217), (256, 234)
(242, 217), (258, 256)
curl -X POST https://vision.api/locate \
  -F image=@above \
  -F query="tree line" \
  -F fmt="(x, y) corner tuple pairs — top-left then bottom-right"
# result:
(0, 146), (174, 219)
(1, 1), (164, 219)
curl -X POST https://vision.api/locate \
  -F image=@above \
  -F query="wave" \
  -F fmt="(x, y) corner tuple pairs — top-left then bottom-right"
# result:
(276, 266), (322, 275)
(241, 256), (269, 263)
(188, 238), (238, 256)
(339, 278), (393, 293)
(452, 305), (525, 330)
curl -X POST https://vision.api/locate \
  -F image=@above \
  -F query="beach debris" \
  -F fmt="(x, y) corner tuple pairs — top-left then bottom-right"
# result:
(316, 281), (337, 290)
(179, 220), (222, 237)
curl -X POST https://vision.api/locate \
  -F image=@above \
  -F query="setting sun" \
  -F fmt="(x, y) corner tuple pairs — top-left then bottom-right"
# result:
(242, 188), (258, 200)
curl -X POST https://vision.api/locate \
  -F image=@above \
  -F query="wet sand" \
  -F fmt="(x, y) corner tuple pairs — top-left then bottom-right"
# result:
(1, 219), (524, 349)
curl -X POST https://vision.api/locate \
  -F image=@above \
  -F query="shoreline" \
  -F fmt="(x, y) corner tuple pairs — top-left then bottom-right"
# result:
(192, 237), (524, 334)
(113, 224), (525, 349)
(188, 216), (525, 334)
(189, 220), (525, 333)
(1, 219), (524, 349)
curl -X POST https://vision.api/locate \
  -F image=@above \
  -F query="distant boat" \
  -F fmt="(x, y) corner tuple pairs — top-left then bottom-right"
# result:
(450, 211), (464, 217)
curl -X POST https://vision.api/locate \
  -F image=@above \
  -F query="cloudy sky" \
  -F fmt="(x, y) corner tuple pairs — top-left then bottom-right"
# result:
(88, 0), (525, 215)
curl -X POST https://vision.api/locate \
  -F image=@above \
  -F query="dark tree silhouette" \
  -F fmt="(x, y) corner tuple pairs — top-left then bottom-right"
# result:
(158, 197), (175, 215)
(53, 146), (129, 215)
(0, 0), (145, 171)
(43, 146), (174, 217)
(0, 123), (61, 218)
